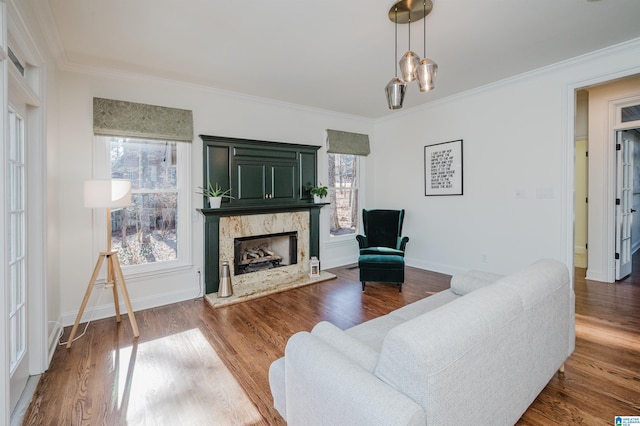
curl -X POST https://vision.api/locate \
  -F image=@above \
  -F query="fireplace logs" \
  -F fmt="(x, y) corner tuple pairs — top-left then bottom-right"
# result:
(239, 244), (282, 266)
(234, 231), (298, 275)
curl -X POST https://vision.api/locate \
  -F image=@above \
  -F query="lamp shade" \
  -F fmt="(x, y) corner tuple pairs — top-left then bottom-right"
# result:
(399, 50), (420, 82)
(84, 179), (132, 208)
(416, 58), (438, 92)
(385, 77), (407, 110)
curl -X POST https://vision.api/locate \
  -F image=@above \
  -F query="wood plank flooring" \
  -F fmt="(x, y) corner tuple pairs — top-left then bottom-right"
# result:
(23, 262), (640, 425)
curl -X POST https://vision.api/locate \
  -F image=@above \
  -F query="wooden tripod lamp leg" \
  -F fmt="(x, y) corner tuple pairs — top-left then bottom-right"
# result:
(67, 254), (107, 348)
(112, 253), (140, 337)
(105, 253), (121, 322)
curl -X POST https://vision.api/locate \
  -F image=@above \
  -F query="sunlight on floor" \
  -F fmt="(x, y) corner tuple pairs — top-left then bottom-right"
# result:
(575, 313), (640, 351)
(110, 328), (262, 425)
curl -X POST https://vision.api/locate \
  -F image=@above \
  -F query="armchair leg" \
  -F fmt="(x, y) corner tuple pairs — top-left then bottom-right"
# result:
(362, 282), (366, 291)
(398, 283), (402, 293)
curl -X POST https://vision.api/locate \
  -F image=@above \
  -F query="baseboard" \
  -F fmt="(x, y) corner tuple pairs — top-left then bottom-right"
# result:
(321, 254), (358, 269)
(59, 286), (201, 326)
(47, 320), (63, 362)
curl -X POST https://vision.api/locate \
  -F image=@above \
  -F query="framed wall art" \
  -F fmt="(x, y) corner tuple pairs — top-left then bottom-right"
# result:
(424, 139), (463, 196)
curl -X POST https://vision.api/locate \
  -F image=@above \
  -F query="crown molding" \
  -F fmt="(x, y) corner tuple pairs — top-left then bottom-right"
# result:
(378, 37), (640, 123)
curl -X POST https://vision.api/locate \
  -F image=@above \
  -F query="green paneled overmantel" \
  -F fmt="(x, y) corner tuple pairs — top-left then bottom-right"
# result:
(198, 203), (327, 294)
(201, 134), (320, 207)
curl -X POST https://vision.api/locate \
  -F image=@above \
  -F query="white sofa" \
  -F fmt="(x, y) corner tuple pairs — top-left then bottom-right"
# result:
(269, 259), (575, 425)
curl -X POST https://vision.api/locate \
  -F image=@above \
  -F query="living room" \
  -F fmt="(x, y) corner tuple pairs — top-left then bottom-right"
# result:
(2, 0), (640, 424)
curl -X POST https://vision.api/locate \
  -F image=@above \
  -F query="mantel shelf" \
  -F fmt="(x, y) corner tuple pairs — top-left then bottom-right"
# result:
(198, 202), (329, 217)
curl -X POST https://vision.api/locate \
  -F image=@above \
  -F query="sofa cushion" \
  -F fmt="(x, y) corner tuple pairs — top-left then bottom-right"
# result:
(389, 289), (460, 321)
(360, 247), (405, 256)
(450, 270), (504, 296)
(312, 321), (379, 372)
(346, 314), (406, 352)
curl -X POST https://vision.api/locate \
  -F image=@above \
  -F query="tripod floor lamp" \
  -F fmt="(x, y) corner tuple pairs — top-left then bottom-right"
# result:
(67, 179), (140, 348)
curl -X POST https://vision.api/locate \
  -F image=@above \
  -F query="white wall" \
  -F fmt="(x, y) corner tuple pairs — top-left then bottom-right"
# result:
(373, 39), (640, 277)
(56, 69), (373, 324)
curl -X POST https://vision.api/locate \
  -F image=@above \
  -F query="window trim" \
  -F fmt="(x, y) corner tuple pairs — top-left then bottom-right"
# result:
(93, 136), (192, 278)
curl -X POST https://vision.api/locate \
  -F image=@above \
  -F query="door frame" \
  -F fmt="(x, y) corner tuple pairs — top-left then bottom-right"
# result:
(566, 70), (640, 285)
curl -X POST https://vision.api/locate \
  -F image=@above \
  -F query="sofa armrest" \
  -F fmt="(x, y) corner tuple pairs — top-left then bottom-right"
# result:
(312, 321), (379, 371)
(284, 332), (426, 426)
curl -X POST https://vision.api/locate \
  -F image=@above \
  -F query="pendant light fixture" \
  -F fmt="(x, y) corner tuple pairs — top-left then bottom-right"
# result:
(385, 0), (436, 108)
(416, 0), (438, 92)
(399, 16), (420, 82)
(385, 7), (407, 110)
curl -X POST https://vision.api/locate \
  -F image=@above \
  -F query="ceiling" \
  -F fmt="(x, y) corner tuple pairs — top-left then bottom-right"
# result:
(45, 0), (640, 119)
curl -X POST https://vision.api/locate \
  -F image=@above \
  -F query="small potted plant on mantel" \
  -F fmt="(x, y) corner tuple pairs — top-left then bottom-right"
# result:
(197, 182), (234, 208)
(310, 183), (328, 203)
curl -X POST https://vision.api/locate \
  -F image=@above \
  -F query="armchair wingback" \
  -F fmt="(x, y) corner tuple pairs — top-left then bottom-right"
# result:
(356, 209), (409, 256)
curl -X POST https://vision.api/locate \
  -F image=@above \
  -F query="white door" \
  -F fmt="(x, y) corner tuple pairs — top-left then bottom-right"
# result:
(615, 130), (634, 280)
(7, 106), (28, 412)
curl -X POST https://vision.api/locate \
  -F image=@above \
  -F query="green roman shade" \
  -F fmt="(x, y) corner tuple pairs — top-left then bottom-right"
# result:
(93, 97), (194, 142)
(326, 129), (370, 156)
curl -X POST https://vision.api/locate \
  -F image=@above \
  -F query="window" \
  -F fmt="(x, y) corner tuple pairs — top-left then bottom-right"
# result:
(328, 153), (359, 237)
(7, 109), (26, 375)
(98, 136), (190, 272)
(621, 104), (640, 123)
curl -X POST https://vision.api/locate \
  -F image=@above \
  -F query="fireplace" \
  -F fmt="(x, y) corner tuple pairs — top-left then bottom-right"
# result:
(199, 203), (333, 305)
(234, 231), (298, 275)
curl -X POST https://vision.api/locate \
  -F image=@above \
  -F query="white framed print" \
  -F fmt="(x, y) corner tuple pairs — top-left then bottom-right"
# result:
(424, 139), (463, 196)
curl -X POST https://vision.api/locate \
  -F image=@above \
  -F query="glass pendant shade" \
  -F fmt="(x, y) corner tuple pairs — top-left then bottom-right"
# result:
(385, 77), (407, 109)
(399, 50), (420, 82)
(417, 58), (438, 92)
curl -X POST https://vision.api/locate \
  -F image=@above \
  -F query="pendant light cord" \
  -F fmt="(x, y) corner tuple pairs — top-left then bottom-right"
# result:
(408, 16), (411, 52)
(394, 8), (398, 76)
(423, 1), (426, 57)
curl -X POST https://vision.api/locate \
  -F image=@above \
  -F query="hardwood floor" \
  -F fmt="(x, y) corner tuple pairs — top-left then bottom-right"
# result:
(23, 262), (639, 425)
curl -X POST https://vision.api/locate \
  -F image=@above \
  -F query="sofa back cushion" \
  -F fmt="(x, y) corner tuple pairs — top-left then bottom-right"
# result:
(450, 270), (504, 296)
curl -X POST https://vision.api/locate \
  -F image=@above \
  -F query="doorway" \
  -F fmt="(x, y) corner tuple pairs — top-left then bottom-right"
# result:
(575, 78), (640, 283)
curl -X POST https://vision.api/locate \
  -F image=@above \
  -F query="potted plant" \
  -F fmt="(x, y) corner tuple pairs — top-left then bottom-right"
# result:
(197, 182), (234, 208)
(310, 183), (328, 203)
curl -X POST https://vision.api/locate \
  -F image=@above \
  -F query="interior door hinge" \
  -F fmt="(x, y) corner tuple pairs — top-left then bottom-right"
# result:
(585, 243), (588, 250)
(616, 198), (621, 205)
(586, 197), (588, 203)
(615, 252), (620, 260)
(616, 143), (621, 151)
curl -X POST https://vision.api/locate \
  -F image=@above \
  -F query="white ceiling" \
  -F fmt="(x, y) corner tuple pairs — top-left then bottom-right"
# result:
(45, 0), (640, 119)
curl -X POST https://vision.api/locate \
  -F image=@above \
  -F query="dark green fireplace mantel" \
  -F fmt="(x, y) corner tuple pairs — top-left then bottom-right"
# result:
(198, 203), (327, 294)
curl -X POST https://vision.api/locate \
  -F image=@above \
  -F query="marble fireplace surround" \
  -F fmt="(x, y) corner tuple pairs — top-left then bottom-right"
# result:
(201, 205), (335, 308)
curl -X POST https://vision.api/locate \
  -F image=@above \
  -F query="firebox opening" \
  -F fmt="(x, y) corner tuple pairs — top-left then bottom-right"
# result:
(234, 231), (298, 275)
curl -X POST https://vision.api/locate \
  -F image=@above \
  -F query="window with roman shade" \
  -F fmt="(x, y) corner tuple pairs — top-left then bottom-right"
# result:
(325, 129), (370, 237)
(92, 98), (193, 274)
